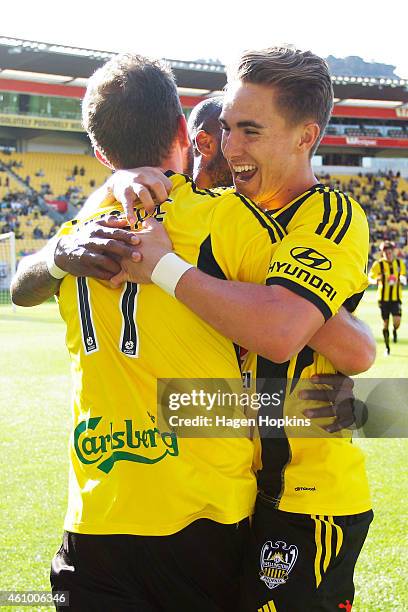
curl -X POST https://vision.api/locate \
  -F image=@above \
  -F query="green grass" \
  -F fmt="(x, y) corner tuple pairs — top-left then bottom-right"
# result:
(0, 292), (407, 611)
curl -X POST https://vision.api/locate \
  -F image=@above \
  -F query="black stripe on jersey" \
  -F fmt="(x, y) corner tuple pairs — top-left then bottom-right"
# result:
(197, 235), (241, 368)
(343, 290), (365, 313)
(324, 191), (343, 240)
(266, 277), (332, 321)
(256, 358), (291, 505)
(185, 174), (220, 197)
(77, 277), (98, 354)
(120, 282), (139, 357)
(380, 261), (386, 302)
(334, 193), (353, 244)
(315, 190), (332, 236)
(273, 186), (324, 231)
(164, 170), (220, 197)
(235, 193), (284, 242)
(396, 258), (401, 299)
(197, 235), (227, 280)
(289, 346), (315, 394)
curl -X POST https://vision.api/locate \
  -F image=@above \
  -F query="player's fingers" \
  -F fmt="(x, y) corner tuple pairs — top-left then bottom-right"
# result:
(110, 270), (128, 287)
(86, 253), (122, 276)
(298, 389), (331, 402)
(149, 180), (171, 204)
(299, 389), (353, 406)
(311, 374), (354, 389)
(120, 186), (138, 225)
(88, 238), (140, 260)
(74, 261), (115, 280)
(133, 185), (156, 213)
(141, 217), (160, 230)
(96, 256), (122, 275)
(90, 269), (116, 280)
(93, 225), (141, 245)
(98, 217), (129, 229)
(322, 418), (354, 433)
(303, 405), (336, 419)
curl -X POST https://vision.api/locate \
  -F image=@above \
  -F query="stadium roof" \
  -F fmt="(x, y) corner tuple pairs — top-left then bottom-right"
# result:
(1, 36), (408, 103)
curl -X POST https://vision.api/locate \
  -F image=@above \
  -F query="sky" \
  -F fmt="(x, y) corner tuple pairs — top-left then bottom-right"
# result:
(2, 0), (408, 77)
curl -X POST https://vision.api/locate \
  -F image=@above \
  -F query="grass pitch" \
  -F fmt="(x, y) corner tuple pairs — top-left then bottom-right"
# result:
(0, 291), (407, 611)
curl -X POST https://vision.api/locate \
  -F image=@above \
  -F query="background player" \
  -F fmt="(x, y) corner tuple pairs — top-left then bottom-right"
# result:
(187, 97), (232, 189)
(369, 240), (407, 354)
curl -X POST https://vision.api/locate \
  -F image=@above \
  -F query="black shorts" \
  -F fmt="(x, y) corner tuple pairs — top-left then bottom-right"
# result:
(379, 300), (402, 320)
(241, 494), (373, 612)
(51, 518), (250, 612)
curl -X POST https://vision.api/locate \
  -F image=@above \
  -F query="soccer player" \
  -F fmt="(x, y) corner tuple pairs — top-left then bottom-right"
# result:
(11, 53), (373, 612)
(101, 48), (375, 611)
(187, 96), (232, 189)
(369, 240), (406, 354)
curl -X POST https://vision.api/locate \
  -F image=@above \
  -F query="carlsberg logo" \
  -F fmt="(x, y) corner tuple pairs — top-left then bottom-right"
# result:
(74, 417), (179, 474)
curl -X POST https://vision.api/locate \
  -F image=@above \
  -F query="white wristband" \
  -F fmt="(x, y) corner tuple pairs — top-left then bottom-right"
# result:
(151, 253), (194, 297)
(45, 241), (68, 280)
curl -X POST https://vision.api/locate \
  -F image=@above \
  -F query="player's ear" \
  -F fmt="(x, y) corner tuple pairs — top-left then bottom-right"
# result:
(298, 123), (320, 154)
(94, 147), (114, 169)
(177, 115), (190, 150)
(194, 130), (216, 158)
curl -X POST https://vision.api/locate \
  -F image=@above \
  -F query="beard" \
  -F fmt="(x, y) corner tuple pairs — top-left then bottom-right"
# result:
(206, 147), (233, 188)
(183, 144), (194, 176)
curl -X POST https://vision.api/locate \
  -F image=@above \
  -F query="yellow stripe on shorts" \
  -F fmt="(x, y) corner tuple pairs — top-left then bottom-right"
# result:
(311, 514), (323, 587)
(328, 515), (344, 557)
(323, 516), (332, 572)
(258, 601), (277, 612)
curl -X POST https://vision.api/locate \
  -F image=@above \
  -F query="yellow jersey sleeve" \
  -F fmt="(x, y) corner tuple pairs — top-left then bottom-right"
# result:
(369, 260), (381, 282)
(266, 229), (368, 320)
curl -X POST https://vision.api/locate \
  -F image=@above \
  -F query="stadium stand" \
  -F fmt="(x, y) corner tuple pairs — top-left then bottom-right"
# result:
(0, 151), (110, 258)
(0, 152), (111, 209)
(1, 160), (407, 271)
(318, 172), (408, 265)
(0, 38), (407, 272)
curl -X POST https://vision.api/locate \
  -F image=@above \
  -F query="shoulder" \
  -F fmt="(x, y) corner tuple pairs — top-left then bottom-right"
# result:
(275, 184), (368, 245)
(213, 191), (285, 245)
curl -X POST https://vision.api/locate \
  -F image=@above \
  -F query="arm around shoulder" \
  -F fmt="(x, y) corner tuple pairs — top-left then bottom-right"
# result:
(10, 246), (62, 307)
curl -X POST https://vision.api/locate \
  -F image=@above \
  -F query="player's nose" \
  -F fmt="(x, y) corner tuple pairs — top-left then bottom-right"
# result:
(221, 130), (243, 159)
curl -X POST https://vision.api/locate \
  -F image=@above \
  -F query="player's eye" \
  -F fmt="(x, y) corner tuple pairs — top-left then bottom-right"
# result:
(245, 130), (259, 135)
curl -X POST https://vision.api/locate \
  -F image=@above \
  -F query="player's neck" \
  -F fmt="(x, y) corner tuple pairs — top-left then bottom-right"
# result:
(263, 167), (318, 211)
(158, 146), (185, 175)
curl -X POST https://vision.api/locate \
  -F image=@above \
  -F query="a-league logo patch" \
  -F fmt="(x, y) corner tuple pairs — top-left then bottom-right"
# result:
(259, 540), (298, 590)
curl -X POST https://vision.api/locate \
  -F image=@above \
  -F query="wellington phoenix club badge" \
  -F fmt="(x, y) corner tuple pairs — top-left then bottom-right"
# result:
(259, 540), (298, 590)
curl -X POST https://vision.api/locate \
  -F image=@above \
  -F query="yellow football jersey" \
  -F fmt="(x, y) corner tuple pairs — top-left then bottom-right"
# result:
(245, 183), (372, 516)
(369, 257), (406, 302)
(57, 173), (285, 535)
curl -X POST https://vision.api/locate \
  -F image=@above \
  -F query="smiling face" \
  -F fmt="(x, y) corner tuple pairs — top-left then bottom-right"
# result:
(220, 81), (316, 209)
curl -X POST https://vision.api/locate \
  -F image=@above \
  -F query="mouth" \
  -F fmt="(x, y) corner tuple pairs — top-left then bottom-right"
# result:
(231, 164), (258, 183)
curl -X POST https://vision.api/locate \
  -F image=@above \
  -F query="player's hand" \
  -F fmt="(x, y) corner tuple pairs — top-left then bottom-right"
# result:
(107, 168), (173, 225)
(54, 218), (141, 280)
(299, 373), (356, 433)
(110, 218), (173, 286)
